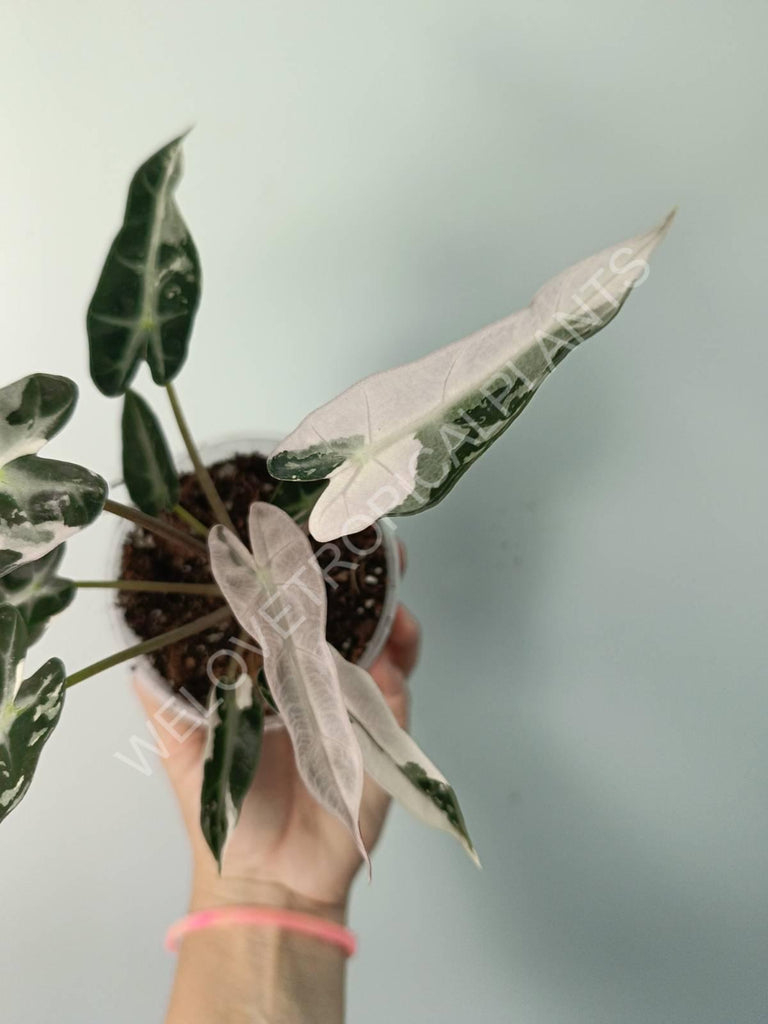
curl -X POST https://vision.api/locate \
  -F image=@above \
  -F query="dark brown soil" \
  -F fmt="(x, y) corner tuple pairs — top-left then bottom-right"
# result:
(117, 452), (388, 709)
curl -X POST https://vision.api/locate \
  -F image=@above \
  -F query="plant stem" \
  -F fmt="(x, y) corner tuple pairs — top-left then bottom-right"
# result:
(173, 503), (209, 538)
(165, 382), (236, 532)
(65, 606), (231, 689)
(75, 579), (220, 596)
(104, 498), (208, 557)
(268, 480), (285, 505)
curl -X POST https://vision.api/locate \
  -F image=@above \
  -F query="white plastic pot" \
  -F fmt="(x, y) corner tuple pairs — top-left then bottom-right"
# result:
(109, 434), (400, 726)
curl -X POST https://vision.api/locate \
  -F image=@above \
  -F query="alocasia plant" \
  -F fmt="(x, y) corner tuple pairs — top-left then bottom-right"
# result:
(0, 134), (673, 873)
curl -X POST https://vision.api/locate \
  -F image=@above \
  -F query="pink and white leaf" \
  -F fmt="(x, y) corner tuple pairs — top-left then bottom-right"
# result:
(207, 503), (367, 861)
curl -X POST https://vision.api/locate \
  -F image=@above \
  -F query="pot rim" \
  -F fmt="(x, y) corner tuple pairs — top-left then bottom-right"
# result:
(108, 433), (400, 728)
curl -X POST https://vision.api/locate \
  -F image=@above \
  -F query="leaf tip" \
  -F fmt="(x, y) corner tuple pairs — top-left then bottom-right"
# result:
(467, 844), (482, 870)
(657, 206), (677, 238)
(640, 207), (676, 256)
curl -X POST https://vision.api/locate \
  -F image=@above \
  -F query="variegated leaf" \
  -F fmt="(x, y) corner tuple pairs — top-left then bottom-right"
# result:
(200, 676), (264, 870)
(0, 455), (107, 578)
(122, 389), (179, 515)
(0, 545), (75, 645)
(87, 135), (201, 396)
(207, 503), (367, 861)
(331, 648), (479, 866)
(0, 374), (77, 469)
(0, 604), (66, 824)
(269, 212), (675, 541)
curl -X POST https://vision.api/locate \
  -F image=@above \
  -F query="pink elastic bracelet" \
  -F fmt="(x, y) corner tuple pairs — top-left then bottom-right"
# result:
(165, 906), (357, 957)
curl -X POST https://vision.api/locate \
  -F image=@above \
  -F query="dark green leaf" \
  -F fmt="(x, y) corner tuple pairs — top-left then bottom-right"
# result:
(122, 390), (179, 515)
(200, 678), (264, 870)
(0, 545), (75, 645)
(0, 605), (66, 824)
(268, 478), (327, 525)
(87, 135), (201, 396)
(0, 374), (77, 467)
(0, 455), (107, 578)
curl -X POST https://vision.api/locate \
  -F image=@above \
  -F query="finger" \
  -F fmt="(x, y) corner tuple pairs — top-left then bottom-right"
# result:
(368, 650), (410, 729)
(397, 541), (407, 578)
(369, 647), (405, 700)
(386, 605), (421, 676)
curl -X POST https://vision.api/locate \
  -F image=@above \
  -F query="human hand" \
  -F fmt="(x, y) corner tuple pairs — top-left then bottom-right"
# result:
(135, 589), (420, 922)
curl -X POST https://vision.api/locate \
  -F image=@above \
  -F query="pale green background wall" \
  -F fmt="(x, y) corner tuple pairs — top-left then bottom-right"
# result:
(1, 2), (766, 1021)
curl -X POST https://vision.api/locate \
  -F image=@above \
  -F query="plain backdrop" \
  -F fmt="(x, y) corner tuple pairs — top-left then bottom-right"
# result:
(1, 2), (766, 1022)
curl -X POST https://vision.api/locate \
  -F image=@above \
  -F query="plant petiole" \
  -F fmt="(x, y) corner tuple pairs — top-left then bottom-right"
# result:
(173, 503), (209, 538)
(104, 498), (208, 557)
(165, 382), (236, 532)
(75, 579), (220, 596)
(65, 606), (231, 689)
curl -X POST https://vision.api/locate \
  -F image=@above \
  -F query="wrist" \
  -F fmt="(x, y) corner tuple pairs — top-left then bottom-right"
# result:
(168, 877), (349, 1024)
(190, 869), (348, 925)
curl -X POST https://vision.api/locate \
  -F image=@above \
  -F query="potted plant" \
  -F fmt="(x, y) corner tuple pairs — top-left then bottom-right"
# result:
(0, 135), (673, 870)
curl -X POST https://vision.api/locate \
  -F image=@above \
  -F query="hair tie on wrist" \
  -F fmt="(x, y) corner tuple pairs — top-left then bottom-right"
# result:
(165, 905), (357, 957)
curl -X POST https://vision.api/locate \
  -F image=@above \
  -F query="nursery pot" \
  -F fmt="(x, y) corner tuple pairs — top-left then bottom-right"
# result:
(110, 435), (399, 725)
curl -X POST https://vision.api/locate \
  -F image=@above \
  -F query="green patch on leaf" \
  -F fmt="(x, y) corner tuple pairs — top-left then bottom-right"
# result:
(267, 437), (362, 482)
(400, 761), (475, 851)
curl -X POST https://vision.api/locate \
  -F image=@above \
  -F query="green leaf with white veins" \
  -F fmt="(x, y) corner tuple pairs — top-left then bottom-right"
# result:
(0, 604), (66, 825)
(0, 456), (107, 578)
(269, 211), (675, 542)
(200, 678), (264, 870)
(0, 545), (75, 646)
(207, 502), (368, 864)
(0, 374), (108, 578)
(330, 648), (480, 866)
(0, 374), (77, 467)
(122, 390), (180, 515)
(87, 135), (201, 396)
